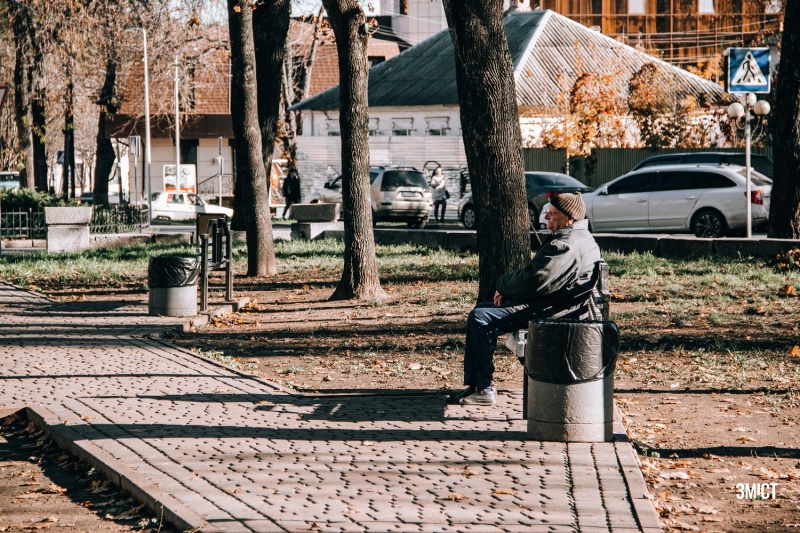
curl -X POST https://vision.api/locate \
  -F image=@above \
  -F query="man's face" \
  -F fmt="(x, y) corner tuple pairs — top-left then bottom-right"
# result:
(545, 205), (572, 231)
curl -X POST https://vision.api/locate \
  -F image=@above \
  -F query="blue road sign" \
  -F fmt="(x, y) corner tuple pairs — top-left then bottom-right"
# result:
(727, 48), (770, 94)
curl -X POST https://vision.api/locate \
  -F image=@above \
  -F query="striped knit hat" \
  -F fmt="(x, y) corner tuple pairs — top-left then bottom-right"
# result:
(551, 192), (586, 221)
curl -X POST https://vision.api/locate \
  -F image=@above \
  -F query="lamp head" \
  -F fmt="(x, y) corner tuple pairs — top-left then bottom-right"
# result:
(745, 92), (757, 107)
(753, 100), (771, 116)
(728, 102), (745, 119)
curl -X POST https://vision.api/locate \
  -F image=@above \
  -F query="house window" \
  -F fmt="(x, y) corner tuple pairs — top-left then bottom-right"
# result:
(327, 119), (341, 137)
(699, 0), (714, 14)
(392, 118), (413, 136)
(369, 118), (381, 136)
(426, 117), (450, 136)
(368, 56), (386, 68)
(628, 0), (645, 14)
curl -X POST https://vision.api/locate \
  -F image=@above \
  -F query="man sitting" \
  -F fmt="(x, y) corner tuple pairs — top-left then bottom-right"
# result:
(448, 192), (602, 405)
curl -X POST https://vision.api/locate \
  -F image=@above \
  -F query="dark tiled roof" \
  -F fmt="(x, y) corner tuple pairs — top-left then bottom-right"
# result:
(292, 9), (727, 111)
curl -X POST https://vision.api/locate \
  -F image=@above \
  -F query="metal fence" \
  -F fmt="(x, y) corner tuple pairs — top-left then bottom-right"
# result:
(0, 206), (150, 240)
(0, 209), (46, 239)
(90, 206), (150, 234)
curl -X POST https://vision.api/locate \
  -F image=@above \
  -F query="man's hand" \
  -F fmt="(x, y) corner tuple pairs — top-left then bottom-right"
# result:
(493, 291), (504, 307)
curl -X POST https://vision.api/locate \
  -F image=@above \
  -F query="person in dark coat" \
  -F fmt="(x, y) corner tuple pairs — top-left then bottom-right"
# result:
(282, 168), (301, 219)
(448, 192), (602, 405)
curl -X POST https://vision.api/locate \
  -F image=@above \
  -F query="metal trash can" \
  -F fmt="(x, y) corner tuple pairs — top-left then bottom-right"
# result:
(524, 319), (619, 442)
(148, 254), (201, 317)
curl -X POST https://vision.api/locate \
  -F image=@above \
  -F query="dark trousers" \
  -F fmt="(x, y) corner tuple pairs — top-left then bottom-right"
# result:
(464, 302), (533, 390)
(434, 200), (446, 222)
(282, 200), (294, 218)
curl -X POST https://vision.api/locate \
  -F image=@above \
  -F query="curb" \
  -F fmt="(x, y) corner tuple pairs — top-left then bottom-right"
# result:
(2, 404), (216, 533)
(613, 407), (664, 532)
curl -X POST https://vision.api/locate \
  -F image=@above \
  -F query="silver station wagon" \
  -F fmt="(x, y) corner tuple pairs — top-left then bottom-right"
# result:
(583, 164), (772, 238)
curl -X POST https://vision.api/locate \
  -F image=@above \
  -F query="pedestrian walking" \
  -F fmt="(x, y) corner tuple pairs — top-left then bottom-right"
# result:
(282, 168), (302, 219)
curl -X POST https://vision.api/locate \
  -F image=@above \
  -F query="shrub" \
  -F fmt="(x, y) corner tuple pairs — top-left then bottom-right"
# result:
(0, 188), (79, 210)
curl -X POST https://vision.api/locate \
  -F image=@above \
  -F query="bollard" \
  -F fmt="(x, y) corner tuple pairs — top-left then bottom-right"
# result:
(524, 319), (619, 442)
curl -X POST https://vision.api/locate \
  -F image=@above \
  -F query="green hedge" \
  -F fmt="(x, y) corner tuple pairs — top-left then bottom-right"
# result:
(0, 188), (79, 210)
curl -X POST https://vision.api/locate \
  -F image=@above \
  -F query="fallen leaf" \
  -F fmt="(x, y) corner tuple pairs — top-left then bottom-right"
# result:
(446, 492), (467, 501)
(789, 346), (800, 358)
(779, 284), (797, 296)
(492, 488), (516, 495)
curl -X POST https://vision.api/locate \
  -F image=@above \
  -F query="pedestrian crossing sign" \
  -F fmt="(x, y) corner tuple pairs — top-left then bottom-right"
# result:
(727, 48), (770, 94)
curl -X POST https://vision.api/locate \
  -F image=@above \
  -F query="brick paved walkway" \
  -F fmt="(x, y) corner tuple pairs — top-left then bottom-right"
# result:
(0, 282), (661, 532)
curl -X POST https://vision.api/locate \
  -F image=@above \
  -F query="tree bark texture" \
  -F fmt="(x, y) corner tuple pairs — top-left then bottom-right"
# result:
(322, 0), (385, 301)
(228, 0), (276, 276)
(95, 59), (118, 207)
(11, 5), (36, 190)
(253, 0), (290, 173)
(61, 70), (76, 199)
(441, 0), (529, 302)
(768, 0), (800, 239)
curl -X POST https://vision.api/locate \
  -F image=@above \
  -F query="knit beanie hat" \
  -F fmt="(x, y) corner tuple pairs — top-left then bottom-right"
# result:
(551, 192), (586, 221)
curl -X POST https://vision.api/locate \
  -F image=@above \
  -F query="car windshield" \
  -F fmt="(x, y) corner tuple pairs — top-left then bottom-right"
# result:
(380, 171), (428, 191)
(736, 168), (772, 186)
(151, 192), (162, 201)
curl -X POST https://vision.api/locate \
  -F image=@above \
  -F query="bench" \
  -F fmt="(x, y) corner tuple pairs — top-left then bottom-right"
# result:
(198, 217), (233, 312)
(504, 260), (611, 363)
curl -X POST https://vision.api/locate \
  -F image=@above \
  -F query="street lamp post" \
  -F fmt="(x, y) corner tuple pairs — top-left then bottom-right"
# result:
(727, 93), (770, 238)
(127, 28), (153, 220)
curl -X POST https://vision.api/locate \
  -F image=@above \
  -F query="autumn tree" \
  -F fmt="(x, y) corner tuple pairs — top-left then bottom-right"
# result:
(5, 0), (48, 191)
(252, 0), (291, 188)
(768, 0), (800, 238)
(320, 0), (385, 301)
(227, 0), (276, 276)
(441, 1), (529, 302)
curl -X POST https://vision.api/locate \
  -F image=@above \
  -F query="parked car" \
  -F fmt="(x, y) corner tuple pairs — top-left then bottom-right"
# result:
(457, 172), (594, 230)
(580, 164), (771, 237)
(309, 167), (433, 228)
(632, 152), (773, 179)
(150, 191), (233, 221)
(79, 191), (121, 205)
(0, 171), (20, 191)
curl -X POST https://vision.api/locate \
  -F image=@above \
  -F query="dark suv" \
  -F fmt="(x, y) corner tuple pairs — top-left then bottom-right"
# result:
(632, 152), (773, 178)
(457, 172), (594, 230)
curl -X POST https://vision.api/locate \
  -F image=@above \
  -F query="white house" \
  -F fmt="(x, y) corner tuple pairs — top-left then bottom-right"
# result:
(291, 9), (729, 188)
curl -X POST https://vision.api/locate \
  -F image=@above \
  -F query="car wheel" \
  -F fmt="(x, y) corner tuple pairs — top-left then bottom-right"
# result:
(407, 218), (427, 229)
(527, 204), (538, 230)
(692, 209), (727, 238)
(461, 205), (477, 229)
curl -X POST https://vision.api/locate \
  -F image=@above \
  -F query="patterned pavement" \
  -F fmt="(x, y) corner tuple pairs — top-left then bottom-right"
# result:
(0, 281), (661, 532)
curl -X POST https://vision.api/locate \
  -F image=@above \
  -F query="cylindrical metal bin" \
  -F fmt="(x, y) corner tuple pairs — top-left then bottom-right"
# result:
(147, 255), (201, 317)
(524, 319), (619, 442)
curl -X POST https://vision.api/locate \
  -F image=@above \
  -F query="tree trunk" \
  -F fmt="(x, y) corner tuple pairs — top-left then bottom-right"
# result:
(62, 65), (75, 200)
(30, 60), (48, 193)
(253, 0), (291, 178)
(768, 0), (800, 239)
(11, 6), (35, 190)
(321, 0), (385, 301)
(228, 0), (276, 277)
(95, 59), (118, 208)
(280, 37), (299, 165)
(441, 1), (529, 302)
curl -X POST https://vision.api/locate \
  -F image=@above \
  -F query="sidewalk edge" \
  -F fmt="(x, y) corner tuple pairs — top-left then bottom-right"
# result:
(8, 404), (220, 533)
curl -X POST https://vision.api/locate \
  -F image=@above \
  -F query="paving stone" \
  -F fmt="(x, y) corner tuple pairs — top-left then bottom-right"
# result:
(0, 282), (660, 533)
